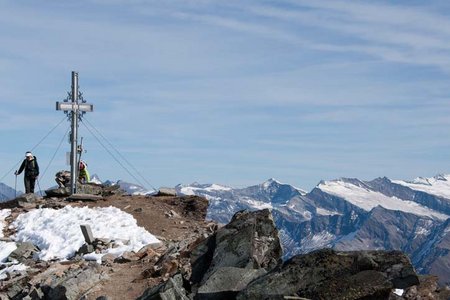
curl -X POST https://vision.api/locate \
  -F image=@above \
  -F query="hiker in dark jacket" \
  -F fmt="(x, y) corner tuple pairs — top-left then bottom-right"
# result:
(15, 151), (40, 193)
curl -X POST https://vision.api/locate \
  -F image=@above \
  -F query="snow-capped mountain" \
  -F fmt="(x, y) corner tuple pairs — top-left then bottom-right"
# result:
(89, 173), (103, 185)
(317, 177), (448, 220)
(393, 174), (450, 200)
(115, 180), (156, 196)
(96, 176), (156, 196)
(176, 178), (307, 223)
(177, 175), (450, 285)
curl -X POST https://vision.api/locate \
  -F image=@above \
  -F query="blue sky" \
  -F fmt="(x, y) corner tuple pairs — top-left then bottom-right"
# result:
(1, 0), (450, 191)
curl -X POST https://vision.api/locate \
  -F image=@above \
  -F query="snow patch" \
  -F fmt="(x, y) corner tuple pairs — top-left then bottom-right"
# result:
(243, 198), (273, 210)
(394, 289), (404, 296)
(316, 207), (341, 216)
(11, 206), (160, 261)
(0, 263), (27, 280)
(0, 241), (17, 263)
(301, 231), (335, 252)
(318, 180), (448, 220)
(393, 174), (450, 200)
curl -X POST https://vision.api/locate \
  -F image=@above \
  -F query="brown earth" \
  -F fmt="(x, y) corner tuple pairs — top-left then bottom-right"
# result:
(0, 194), (214, 300)
(81, 194), (212, 299)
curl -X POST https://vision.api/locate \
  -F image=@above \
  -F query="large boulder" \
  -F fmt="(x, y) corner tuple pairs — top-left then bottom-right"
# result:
(190, 209), (282, 287)
(237, 248), (420, 300)
(0, 193), (41, 209)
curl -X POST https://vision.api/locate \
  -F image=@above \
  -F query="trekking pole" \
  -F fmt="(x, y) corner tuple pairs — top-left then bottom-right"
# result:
(37, 178), (43, 197)
(14, 172), (18, 198)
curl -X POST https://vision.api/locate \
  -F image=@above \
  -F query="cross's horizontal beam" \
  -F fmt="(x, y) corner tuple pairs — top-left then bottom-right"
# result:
(56, 102), (93, 112)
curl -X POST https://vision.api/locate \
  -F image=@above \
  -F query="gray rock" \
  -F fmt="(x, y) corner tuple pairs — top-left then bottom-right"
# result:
(7, 242), (39, 262)
(66, 193), (103, 202)
(77, 183), (103, 196)
(114, 251), (139, 263)
(157, 188), (177, 197)
(137, 273), (189, 300)
(190, 209), (282, 286)
(237, 249), (420, 300)
(16, 193), (39, 203)
(45, 187), (70, 197)
(77, 244), (94, 255)
(101, 253), (116, 265)
(80, 224), (95, 244)
(14, 193), (41, 208)
(28, 287), (44, 299)
(5, 275), (29, 299)
(42, 264), (108, 300)
(196, 267), (267, 300)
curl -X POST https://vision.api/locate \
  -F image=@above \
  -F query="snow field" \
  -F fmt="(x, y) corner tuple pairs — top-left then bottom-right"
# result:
(11, 205), (160, 261)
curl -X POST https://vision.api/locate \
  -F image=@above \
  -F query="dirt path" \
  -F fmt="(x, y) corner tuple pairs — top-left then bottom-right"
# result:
(76, 194), (210, 299)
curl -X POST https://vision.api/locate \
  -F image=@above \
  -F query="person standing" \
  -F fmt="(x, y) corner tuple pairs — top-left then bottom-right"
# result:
(78, 160), (90, 184)
(15, 151), (40, 194)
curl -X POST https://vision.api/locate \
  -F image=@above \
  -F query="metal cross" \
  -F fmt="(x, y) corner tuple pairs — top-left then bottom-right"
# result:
(56, 71), (94, 195)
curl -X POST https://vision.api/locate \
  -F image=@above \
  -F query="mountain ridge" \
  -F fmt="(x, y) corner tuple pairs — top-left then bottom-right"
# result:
(176, 174), (450, 286)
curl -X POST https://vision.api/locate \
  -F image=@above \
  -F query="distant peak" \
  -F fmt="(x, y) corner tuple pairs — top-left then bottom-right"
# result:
(433, 174), (448, 181)
(317, 177), (370, 190)
(262, 178), (281, 188)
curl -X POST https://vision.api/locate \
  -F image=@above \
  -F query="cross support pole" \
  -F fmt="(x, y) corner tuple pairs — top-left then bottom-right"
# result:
(56, 71), (94, 195)
(70, 72), (78, 195)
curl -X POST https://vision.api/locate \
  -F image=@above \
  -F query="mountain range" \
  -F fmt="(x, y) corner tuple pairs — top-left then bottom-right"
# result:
(176, 175), (450, 286)
(2, 173), (449, 285)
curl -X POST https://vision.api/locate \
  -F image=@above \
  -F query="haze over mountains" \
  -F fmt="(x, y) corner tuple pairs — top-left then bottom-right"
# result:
(176, 174), (450, 286)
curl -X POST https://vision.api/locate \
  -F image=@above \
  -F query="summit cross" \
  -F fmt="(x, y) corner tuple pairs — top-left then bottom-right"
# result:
(56, 71), (94, 195)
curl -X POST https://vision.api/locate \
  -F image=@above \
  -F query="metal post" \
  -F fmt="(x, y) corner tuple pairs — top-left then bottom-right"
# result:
(70, 71), (79, 195)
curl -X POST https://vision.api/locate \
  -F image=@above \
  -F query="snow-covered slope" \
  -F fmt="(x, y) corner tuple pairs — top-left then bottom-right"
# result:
(89, 173), (103, 185)
(179, 183), (232, 195)
(115, 180), (156, 196)
(318, 179), (448, 220)
(393, 174), (450, 200)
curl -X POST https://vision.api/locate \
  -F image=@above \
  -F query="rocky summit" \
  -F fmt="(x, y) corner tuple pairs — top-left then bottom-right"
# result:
(138, 208), (449, 300)
(0, 184), (449, 299)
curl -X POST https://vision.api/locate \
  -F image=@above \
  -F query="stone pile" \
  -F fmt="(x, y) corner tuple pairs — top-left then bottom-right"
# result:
(0, 194), (216, 299)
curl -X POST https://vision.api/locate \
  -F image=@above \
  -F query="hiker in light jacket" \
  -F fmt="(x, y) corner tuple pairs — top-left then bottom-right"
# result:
(15, 151), (39, 194)
(78, 160), (90, 184)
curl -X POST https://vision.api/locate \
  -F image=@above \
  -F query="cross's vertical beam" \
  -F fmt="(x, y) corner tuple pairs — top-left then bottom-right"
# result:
(70, 71), (79, 194)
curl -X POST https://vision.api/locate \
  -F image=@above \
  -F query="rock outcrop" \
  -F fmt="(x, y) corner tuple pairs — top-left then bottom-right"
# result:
(141, 208), (447, 300)
(190, 209), (282, 287)
(237, 249), (419, 299)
